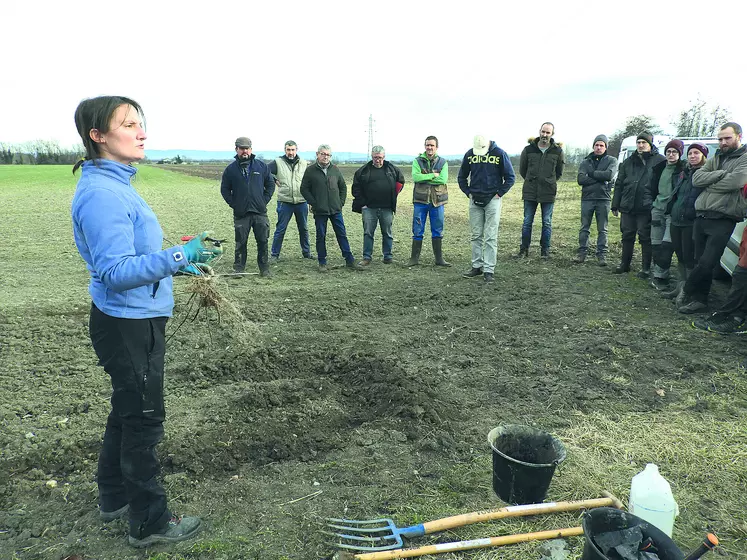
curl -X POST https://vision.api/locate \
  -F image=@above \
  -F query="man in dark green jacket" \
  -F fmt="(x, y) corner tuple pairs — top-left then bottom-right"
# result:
(611, 131), (665, 275)
(300, 145), (363, 272)
(517, 122), (564, 259)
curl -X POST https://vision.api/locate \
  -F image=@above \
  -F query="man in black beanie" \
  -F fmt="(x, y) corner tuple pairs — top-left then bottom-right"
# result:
(611, 131), (665, 275)
(575, 134), (617, 265)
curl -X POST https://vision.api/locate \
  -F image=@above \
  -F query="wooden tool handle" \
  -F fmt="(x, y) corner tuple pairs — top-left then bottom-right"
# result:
(355, 526), (584, 560)
(422, 495), (620, 533)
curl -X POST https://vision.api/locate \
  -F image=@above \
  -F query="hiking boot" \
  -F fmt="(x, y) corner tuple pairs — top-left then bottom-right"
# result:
(541, 247), (550, 260)
(100, 504), (129, 522)
(318, 263), (329, 273)
(483, 272), (494, 284)
(675, 288), (690, 307)
(661, 281), (683, 300)
(269, 255), (280, 264)
(462, 267), (483, 278)
(696, 314), (747, 334)
(637, 269), (650, 279)
(650, 277), (669, 290)
(572, 254), (586, 264)
(302, 253), (315, 259)
(597, 255), (608, 267)
(382, 257), (393, 264)
(346, 260), (365, 270)
(513, 247), (528, 259)
(128, 516), (201, 548)
(260, 268), (273, 278)
(613, 263), (630, 274)
(678, 300), (707, 314)
(359, 259), (372, 266)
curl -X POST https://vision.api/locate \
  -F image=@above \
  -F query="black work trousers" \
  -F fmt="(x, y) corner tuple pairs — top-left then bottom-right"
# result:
(683, 217), (736, 303)
(234, 212), (270, 272)
(670, 224), (695, 271)
(89, 304), (171, 539)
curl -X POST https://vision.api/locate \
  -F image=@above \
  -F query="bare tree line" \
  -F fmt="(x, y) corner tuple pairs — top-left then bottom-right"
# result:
(0, 140), (84, 165)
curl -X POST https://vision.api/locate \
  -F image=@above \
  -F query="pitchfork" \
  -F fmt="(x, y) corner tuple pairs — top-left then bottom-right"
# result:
(325, 493), (622, 552)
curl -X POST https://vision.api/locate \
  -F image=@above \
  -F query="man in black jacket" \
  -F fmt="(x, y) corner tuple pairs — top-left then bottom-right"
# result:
(517, 122), (565, 259)
(220, 137), (275, 276)
(575, 134), (617, 266)
(300, 145), (364, 272)
(611, 131), (665, 275)
(351, 146), (405, 265)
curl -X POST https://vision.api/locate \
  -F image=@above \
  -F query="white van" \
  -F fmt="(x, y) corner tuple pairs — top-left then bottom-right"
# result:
(616, 135), (742, 276)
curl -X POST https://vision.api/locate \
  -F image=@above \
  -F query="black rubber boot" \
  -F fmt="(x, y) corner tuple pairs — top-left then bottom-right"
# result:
(432, 237), (451, 267)
(406, 239), (422, 267)
(638, 244), (652, 278)
(615, 240), (634, 273)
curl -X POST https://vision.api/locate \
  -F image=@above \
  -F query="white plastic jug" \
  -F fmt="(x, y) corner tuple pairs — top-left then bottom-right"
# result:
(628, 463), (679, 536)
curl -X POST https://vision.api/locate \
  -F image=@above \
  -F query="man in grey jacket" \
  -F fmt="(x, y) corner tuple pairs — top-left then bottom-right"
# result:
(678, 122), (747, 313)
(574, 134), (617, 266)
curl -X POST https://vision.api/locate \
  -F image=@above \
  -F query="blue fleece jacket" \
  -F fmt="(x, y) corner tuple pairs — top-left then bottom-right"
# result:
(71, 159), (187, 318)
(457, 141), (516, 198)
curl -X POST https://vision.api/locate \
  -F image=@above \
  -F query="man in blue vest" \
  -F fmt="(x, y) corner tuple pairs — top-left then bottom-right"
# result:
(408, 135), (451, 267)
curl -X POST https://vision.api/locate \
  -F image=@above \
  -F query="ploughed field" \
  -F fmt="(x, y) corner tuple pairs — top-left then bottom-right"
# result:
(0, 164), (745, 560)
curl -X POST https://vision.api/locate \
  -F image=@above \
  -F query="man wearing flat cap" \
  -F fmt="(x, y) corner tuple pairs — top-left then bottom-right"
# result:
(611, 131), (665, 275)
(575, 134), (617, 266)
(220, 136), (276, 276)
(457, 134), (515, 283)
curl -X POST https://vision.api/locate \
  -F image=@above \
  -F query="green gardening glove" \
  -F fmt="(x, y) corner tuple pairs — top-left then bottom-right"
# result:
(183, 231), (223, 263)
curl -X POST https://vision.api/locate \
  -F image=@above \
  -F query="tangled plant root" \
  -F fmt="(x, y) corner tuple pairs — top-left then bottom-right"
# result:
(170, 275), (258, 345)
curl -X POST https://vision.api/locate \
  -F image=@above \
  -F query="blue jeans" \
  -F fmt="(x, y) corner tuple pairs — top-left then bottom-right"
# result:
(315, 212), (354, 265)
(362, 207), (394, 260)
(412, 203), (444, 240)
(521, 201), (554, 249)
(578, 200), (610, 256)
(271, 201), (311, 258)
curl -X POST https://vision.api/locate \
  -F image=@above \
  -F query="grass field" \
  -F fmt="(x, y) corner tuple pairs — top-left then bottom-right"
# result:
(0, 163), (745, 560)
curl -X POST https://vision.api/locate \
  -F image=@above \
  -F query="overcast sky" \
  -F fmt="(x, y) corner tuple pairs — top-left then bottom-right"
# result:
(5, 1), (746, 156)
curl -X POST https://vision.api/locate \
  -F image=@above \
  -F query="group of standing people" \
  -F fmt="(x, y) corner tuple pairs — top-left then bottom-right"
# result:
(601, 123), (747, 326)
(219, 123), (567, 285)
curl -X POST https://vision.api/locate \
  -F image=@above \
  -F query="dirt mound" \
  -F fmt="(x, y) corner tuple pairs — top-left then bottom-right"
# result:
(162, 349), (454, 476)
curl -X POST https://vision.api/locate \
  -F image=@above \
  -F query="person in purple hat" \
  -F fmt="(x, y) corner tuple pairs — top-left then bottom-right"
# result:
(648, 139), (686, 289)
(660, 142), (709, 300)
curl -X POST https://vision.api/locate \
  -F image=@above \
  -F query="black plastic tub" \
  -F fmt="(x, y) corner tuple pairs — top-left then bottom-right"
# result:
(581, 507), (684, 560)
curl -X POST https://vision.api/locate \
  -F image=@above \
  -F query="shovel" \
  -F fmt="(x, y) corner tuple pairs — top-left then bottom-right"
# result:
(326, 493), (621, 552)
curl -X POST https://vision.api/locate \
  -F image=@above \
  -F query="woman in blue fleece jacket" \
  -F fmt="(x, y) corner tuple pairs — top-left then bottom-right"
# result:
(70, 96), (215, 547)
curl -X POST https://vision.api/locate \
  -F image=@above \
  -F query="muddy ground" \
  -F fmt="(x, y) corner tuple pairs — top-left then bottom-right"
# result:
(1, 164), (744, 560)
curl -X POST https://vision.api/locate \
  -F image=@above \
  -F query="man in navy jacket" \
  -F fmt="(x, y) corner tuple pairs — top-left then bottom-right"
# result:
(458, 135), (515, 283)
(220, 136), (275, 276)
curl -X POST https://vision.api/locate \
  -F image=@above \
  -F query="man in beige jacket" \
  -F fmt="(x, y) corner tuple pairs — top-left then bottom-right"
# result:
(269, 140), (313, 262)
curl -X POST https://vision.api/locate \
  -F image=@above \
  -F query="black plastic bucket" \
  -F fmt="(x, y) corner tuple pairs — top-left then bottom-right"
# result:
(581, 507), (683, 560)
(487, 425), (566, 504)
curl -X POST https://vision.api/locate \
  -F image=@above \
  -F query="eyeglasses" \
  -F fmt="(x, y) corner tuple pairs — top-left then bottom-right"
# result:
(318, 152), (331, 157)
(665, 149), (680, 155)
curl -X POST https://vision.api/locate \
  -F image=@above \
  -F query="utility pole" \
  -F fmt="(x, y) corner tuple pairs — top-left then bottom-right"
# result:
(366, 114), (376, 160)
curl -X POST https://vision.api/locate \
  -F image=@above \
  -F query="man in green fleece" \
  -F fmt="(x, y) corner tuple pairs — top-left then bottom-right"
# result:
(649, 139), (686, 289)
(407, 135), (451, 267)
